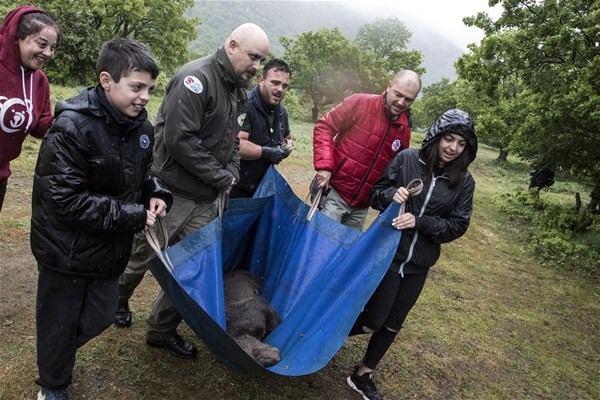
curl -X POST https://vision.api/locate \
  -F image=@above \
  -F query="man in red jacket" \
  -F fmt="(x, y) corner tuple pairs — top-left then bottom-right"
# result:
(312, 70), (421, 229)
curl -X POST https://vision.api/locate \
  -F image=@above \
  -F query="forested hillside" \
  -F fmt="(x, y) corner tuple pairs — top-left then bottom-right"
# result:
(188, 0), (462, 86)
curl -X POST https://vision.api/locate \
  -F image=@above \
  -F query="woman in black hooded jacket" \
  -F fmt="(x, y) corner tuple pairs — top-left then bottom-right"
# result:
(346, 109), (478, 400)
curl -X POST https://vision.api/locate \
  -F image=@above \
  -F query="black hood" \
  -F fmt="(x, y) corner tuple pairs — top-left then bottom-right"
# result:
(422, 109), (477, 164)
(55, 86), (147, 135)
(54, 87), (102, 118)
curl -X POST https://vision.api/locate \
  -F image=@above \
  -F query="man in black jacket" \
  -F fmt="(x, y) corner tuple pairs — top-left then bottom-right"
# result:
(114, 23), (270, 359)
(230, 58), (293, 198)
(31, 39), (172, 400)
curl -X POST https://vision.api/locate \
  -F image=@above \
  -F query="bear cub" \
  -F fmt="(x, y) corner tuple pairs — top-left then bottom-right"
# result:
(224, 270), (281, 367)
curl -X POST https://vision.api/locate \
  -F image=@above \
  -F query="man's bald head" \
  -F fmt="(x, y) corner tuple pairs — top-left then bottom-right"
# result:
(224, 23), (270, 86)
(385, 70), (422, 117)
(391, 70), (422, 93)
(225, 23), (269, 49)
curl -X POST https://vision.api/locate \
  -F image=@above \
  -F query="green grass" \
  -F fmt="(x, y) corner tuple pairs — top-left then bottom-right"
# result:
(0, 112), (599, 399)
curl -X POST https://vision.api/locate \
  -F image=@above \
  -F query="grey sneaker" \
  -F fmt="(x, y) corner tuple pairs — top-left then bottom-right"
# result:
(346, 367), (384, 400)
(37, 387), (69, 400)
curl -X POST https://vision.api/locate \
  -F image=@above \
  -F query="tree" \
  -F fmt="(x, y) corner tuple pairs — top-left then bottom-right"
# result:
(455, 30), (523, 161)
(456, 39), (529, 162)
(0, 2), (19, 20)
(281, 29), (388, 121)
(411, 77), (517, 162)
(469, 94), (515, 162)
(21, 0), (198, 85)
(411, 78), (458, 129)
(355, 17), (425, 75)
(460, 0), (600, 206)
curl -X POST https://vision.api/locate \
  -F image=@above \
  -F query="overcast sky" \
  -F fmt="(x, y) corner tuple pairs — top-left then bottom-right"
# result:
(341, 0), (502, 50)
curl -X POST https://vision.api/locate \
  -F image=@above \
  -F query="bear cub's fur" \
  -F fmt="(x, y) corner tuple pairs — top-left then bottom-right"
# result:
(224, 270), (281, 367)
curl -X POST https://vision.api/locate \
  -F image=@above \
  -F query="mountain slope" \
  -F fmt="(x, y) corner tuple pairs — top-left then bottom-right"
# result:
(189, 1), (462, 86)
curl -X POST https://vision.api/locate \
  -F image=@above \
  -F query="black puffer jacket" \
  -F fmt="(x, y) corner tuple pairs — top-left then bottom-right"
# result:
(370, 109), (477, 275)
(30, 87), (172, 278)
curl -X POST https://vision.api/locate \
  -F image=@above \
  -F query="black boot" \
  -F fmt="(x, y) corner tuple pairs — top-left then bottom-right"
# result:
(113, 298), (132, 328)
(146, 332), (198, 359)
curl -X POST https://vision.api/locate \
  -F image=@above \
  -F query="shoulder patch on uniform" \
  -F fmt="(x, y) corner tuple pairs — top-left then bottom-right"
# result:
(183, 75), (203, 94)
(392, 138), (402, 152)
(237, 113), (247, 127)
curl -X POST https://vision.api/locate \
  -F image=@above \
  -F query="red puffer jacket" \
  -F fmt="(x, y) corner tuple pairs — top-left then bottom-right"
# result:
(313, 93), (411, 207)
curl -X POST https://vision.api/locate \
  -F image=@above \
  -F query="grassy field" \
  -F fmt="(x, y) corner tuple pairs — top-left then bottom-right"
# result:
(0, 92), (598, 399)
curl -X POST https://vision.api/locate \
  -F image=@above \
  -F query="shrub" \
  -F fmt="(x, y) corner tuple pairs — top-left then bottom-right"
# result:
(495, 190), (600, 277)
(284, 89), (312, 122)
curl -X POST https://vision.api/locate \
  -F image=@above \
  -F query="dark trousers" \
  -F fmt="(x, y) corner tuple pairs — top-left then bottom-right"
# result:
(351, 269), (428, 369)
(0, 180), (6, 212)
(36, 267), (118, 390)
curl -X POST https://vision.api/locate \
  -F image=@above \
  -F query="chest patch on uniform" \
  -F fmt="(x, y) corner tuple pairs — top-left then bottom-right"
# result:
(183, 75), (203, 94)
(139, 134), (151, 149)
(237, 112), (246, 127)
(392, 138), (402, 152)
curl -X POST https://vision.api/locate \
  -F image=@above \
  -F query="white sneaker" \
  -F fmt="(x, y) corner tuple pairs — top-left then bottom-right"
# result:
(37, 388), (69, 400)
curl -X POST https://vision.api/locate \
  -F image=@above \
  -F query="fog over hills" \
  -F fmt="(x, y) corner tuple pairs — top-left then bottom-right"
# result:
(189, 1), (463, 87)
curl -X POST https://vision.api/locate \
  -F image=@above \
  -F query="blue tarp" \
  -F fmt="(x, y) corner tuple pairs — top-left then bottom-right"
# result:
(149, 167), (402, 376)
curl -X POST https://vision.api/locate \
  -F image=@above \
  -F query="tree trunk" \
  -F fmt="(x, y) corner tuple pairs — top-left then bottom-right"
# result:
(496, 148), (509, 162)
(78, 62), (87, 87)
(574, 192), (581, 213)
(588, 182), (600, 213)
(311, 103), (319, 122)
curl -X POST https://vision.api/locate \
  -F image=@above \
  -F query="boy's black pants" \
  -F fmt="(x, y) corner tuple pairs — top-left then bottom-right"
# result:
(36, 266), (118, 390)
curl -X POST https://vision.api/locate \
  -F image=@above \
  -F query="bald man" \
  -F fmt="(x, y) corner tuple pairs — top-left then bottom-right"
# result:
(114, 24), (270, 359)
(312, 70), (421, 230)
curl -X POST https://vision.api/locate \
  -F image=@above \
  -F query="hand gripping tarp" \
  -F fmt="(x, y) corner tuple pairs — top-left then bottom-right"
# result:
(148, 167), (402, 376)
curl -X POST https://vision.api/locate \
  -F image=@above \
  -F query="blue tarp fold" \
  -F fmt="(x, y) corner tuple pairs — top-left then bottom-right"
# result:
(149, 167), (401, 375)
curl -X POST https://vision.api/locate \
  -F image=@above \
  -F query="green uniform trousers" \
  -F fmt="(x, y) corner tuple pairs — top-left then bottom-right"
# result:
(118, 193), (217, 335)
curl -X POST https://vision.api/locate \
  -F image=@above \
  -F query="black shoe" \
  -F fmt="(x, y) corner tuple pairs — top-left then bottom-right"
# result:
(113, 299), (132, 328)
(146, 332), (198, 359)
(346, 366), (384, 400)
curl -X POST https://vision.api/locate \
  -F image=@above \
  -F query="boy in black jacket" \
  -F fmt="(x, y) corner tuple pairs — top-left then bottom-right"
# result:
(30, 38), (172, 400)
